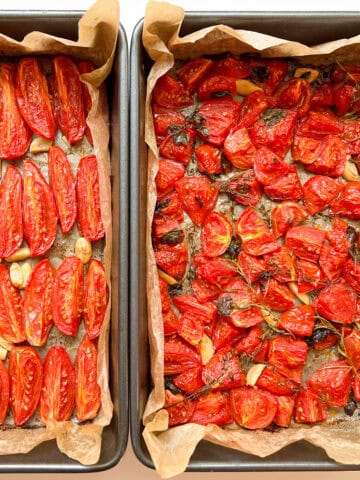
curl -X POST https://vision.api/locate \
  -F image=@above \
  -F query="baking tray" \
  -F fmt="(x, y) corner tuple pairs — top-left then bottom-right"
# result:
(129, 12), (360, 472)
(0, 11), (128, 472)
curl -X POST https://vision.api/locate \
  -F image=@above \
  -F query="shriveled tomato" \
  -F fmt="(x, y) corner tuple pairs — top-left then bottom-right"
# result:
(330, 182), (360, 220)
(256, 278), (295, 312)
(200, 211), (232, 257)
(38, 346), (75, 424)
(271, 201), (308, 239)
(155, 190), (183, 218)
(278, 305), (316, 337)
(223, 126), (257, 169)
(296, 258), (324, 293)
(192, 276), (220, 303)
(250, 59), (288, 95)
(202, 345), (246, 390)
(235, 325), (264, 356)
(343, 258), (360, 293)
(84, 259), (109, 339)
(75, 335), (101, 422)
(0, 264), (25, 343)
(0, 165), (23, 258)
(302, 175), (343, 215)
(76, 155), (105, 242)
(23, 258), (55, 347)
(48, 146), (77, 234)
(285, 225), (325, 263)
(230, 386), (278, 429)
(274, 395), (295, 427)
(0, 362), (9, 425)
(263, 246), (296, 283)
(52, 256), (84, 336)
(16, 57), (55, 140)
(164, 336), (201, 375)
(51, 56), (86, 143)
(173, 366), (203, 394)
(264, 165), (303, 201)
(334, 84), (355, 116)
(238, 90), (268, 128)
(312, 282), (357, 324)
(212, 55), (250, 79)
(319, 243), (348, 282)
(294, 387), (327, 424)
(253, 146), (290, 186)
(190, 391), (233, 426)
(23, 159), (58, 257)
(177, 58), (213, 92)
(9, 346), (43, 426)
(153, 74), (193, 109)
(226, 170), (262, 206)
(212, 316), (244, 351)
(77, 60), (95, 145)
(307, 359), (352, 408)
(237, 251), (265, 284)
(175, 176), (219, 226)
(178, 312), (204, 346)
(163, 309), (180, 336)
(291, 134), (320, 164)
(296, 110), (344, 139)
(311, 83), (334, 107)
(159, 127), (196, 166)
(152, 105), (186, 143)
(155, 159), (185, 196)
(344, 329), (360, 371)
(256, 366), (298, 396)
(268, 335), (308, 383)
(173, 294), (217, 324)
(165, 390), (195, 427)
(155, 242), (188, 281)
(305, 135), (347, 177)
(195, 144), (222, 175)
(235, 206), (279, 256)
(193, 254), (238, 287)
(197, 75), (236, 101)
(275, 78), (311, 117)
(0, 63), (31, 159)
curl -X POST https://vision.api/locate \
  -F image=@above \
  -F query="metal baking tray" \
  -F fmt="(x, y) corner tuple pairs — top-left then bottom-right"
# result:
(0, 11), (128, 472)
(129, 12), (360, 472)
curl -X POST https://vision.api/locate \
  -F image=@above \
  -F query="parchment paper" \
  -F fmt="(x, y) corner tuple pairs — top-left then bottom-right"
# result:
(143, 2), (360, 477)
(0, 0), (119, 465)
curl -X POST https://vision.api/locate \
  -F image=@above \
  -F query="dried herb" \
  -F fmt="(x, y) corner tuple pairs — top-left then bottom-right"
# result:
(251, 65), (269, 83)
(217, 294), (233, 316)
(344, 398), (358, 416)
(160, 229), (185, 245)
(155, 197), (171, 215)
(261, 108), (287, 127)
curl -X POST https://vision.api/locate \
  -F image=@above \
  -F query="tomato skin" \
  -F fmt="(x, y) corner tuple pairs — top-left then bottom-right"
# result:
(0, 63), (32, 159)
(23, 258), (55, 347)
(164, 336), (201, 375)
(312, 282), (357, 325)
(344, 329), (360, 371)
(177, 58), (213, 92)
(38, 346), (75, 424)
(0, 264), (26, 343)
(285, 226), (326, 263)
(296, 110), (344, 139)
(52, 256), (84, 336)
(330, 182), (360, 220)
(275, 78), (311, 117)
(173, 366), (203, 394)
(200, 212), (232, 258)
(152, 105), (186, 142)
(278, 305), (316, 337)
(0, 362), (9, 424)
(253, 146), (290, 186)
(227, 170), (262, 206)
(294, 387), (327, 424)
(155, 242), (188, 281)
(303, 175), (343, 215)
(48, 146), (77, 234)
(75, 335), (101, 422)
(224, 126), (257, 169)
(159, 127), (196, 166)
(274, 395), (295, 427)
(250, 59), (288, 95)
(230, 386), (278, 430)
(153, 74), (193, 108)
(190, 391), (233, 426)
(305, 135), (347, 178)
(23, 160), (58, 257)
(238, 90), (269, 129)
(77, 60), (95, 145)
(0, 165), (23, 258)
(84, 259), (109, 340)
(197, 75), (236, 101)
(271, 201), (308, 240)
(256, 366), (298, 396)
(264, 165), (303, 202)
(52, 56), (86, 143)
(76, 155), (105, 241)
(256, 278), (295, 312)
(195, 144), (222, 175)
(16, 57), (56, 140)
(268, 335), (308, 384)
(9, 346), (43, 426)
(165, 390), (195, 427)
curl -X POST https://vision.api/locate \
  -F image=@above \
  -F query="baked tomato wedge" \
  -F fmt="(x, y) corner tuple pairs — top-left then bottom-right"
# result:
(253, 146), (290, 186)
(173, 366), (203, 394)
(296, 258), (324, 293)
(190, 391), (233, 426)
(197, 75), (236, 101)
(256, 365), (298, 396)
(23, 160), (58, 257)
(271, 201), (308, 240)
(305, 135), (347, 177)
(0, 362), (9, 425)
(250, 59), (288, 95)
(52, 256), (84, 336)
(343, 258), (360, 293)
(48, 146), (77, 234)
(173, 294), (217, 324)
(38, 346), (75, 424)
(195, 144), (222, 175)
(230, 386), (278, 429)
(77, 60), (95, 145)
(226, 170), (262, 206)
(312, 282), (357, 324)
(0, 264), (25, 343)
(9, 346), (43, 426)
(294, 387), (327, 424)
(285, 225), (325, 263)
(256, 278), (295, 312)
(223, 126), (257, 169)
(15, 57), (56, 140)
(278, 305), (316, 337)
(155, 242), (188, 281)
(0, 165), (23, 258)
(275, 78), (311, 117)
(23, 258), (55, 347)
(51, 55), (86, 143)
(165, 390), (195, 427)
(268, 335), (308, 383)
(291, 134), (320, 164)
(192, 276), (220, 303)
(152, 73), (193, 108)
(164, 336), (201, 375)
(274, 395), (295, 427)
(0, 63), (32, 160)
(296, 110), (344, 139)
(212, 316), (244, 351)
(212, 55), (250, 79)
(193, 254), (238, 287)
(177, 58), (213, 92)
(178, 312), (204, 346)
(75, 335), (101, 422)
(263, 246), (296, 283)
(84, 259), (109, 340)
(344, 329), (360, 371)
(238, 90), (268, 129)
(202, 345), (246, 390)
(155, 159), (185, 196)
(264, 165), (303, 201)
(76, 155), (105, 241)
(330, 182), (360, 220)
(152, 105), (186, 142)
(200, 211), (232, 257)
(159, 127), (196, 166)
(302, 175), (344, 215)
(237, 251), (265, 284)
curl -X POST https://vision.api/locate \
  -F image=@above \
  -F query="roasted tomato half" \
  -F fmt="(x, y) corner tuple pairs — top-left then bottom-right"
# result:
(84, 259), (109, 339)
(230, 386), (278, 429)
(0, 264), (25, 343)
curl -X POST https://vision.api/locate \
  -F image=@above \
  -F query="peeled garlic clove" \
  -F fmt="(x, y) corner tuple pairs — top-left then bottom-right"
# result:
(246, 363), (266, 386)
(288, 282), (310, 305)
(21, 262), (33, 288)
(10, 263), (24, 289)
(294, 67), (319, 83)
(75, 237), (92, 264)
(236, 79), (262, 96)
(343, 159), (359, 182)
(5, 247), (31, 263)
(157, 269), (178, 286)
(29, 136), (52, 154)
(199, 334), (214, 365)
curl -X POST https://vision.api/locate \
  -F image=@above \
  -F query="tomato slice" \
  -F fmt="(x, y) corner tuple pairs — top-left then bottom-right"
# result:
(155, 242), (188, 281)
(165, 390), (195, 427)
(84, 259), (109, 340)
(163, 309), (180, 336)
(77, 60), (95, 145)
(230, 386), (278, 429)
(0, 63), (32, 160)
(302, 175), (343, 215)
(155, 159), (185, 196)
(178, 312), (204, 346)
(0, 165), (23, 258)
(192, 277), (220, 303)
(195, 144), (222, 175)
(52, 256), (84, 336)
(278, 305), (316, 337)
(48, 146), (77, 234)
(16, 57), (56, 140)
(193, 254), (238, 287)
(312, 282), (357, 324)
(200, 211), (232, 257)
(263, 246), (296, 283)
(75, 335), (101, 422)
(294, 387), (327, 424)
(159, 127), (196, 166)
(296, 258), (324, 293)
(296, 110), (344, 139)
(190, 391), (233, 426)
(305, 135), (347, 177)
(273, 395), (295, 427)
(173, 294), (217, 324)
(202, 345), (246, 390)
(223, 126), (257, 169)
(76, 155), (105, 241)
(0, 362), (9, 425)
(38, 346), (75, 424)
(164, 336), (201, 375)
(23, 258), (55, 346)
(212, 316), (244, 351)
(330, 182), (360, 220)
(197, 75), (236, 101)
(291, 134), (320, 164)
(271, 201), (308, 240)
(285, 225), (325, 263)
(256, 278), (295, 312)
(253, 146), (290, 186)
(211, 56), (250, 79)
(177, 58), (213, 92)
(343, 258), (360, 293)
(268, 335), (308, 384)
(0, 264), (25, 343)
(51, 55), (86, 144)
(275, 78), (311, 117)
(153, 73), (193, 108)
(9, 346), (43, 426)
(23, 160), (58, 257)
(235, 325), (264, 356)
(334, 84), (355, 116)
(237, 251), (265, 284)
(238, 90), (268, 129)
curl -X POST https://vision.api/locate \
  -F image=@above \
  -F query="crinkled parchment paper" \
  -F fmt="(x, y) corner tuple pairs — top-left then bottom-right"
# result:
(0, 0), (119, 465)
(143, 1), (360, 477)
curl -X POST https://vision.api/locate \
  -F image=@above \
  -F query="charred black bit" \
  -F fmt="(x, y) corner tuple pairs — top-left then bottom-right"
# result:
(214, 90), (231, 98)
(164, 376), (182, 394)
(159, 229), (185, 245)
(344, 398), (358, 416)
(155, 197), (171, 215)
(259, 270), (272, 282)
(195, 195), (204, 209)
(264, 423), (281, 433)
(168, 283), (183, 298)
(217, 294), (233, 316)
(305, 327), (331, 347)
(171, 128), (190, 146)
(261, 108), (287, 127)
(299, 71), (312, 80)
(187, 111), (209, 138)
(251, 65), (269, 83)
(225, 237), (241, 259)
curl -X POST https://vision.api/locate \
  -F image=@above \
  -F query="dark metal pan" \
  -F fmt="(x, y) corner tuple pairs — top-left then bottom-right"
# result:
(129, 11), (360, 472)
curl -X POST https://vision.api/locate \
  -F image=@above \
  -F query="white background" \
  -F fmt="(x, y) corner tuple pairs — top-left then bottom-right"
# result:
(1, 0), (360, 478)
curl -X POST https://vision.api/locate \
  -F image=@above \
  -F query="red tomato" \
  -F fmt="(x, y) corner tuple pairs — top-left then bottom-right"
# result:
(153, 73), (193, 108)
(230, 386), (278, 429)
(271, 201), (308, 239)
(152, 215), (182, 240)
(197, 75), (236, 101)
(0, 362), (9, 425)
(312, 282), (357, 324)
(256, 278), (295, 312)
(278, 305), (316, 337)
(177, 58), (213, 92)
(235, 325), (264, 356)
(223, 126), (257, 169)
(193, 254), (238, 287)
(264, 165), (303, 201)
(319, 243), (348, 282)
(291, 134), (320, 164)
(237, 251), (265, 284)
(75, 335), (101, 422)
(16, 57), (56, 140)
(330, 182), (360, 220)
(163, 309), (180, 336)
(250, 59), (288, 95)
(155, 159), (185, 195)
(38, 346), (75, 424)
(200, 211), (232, 257)
(84, 259), (109, 339)
(48, 146), (77, 234)
(175, 176), (219, 226)
(23, 258), (55, 347)
(52, 256), (84, 336)
(263, 246), (296, 283)
(173, 294), (217, 324)
(178, 312), (204, 346)
(211, 56), (250, 79)
(235, 206), (279, 256)
(353, 375), (360, 402)
(77, 60), (95, 144)
(256, 366), (298, 396)
(9, 346), (43, 426)
(212, 316), (244, 351)
(0, 165), (23, 258)
(159, 127), (196, 166)
(76, 155), (105, 242)
(0, 63), (31, 159)
(202, 345), (246, 390)
(51, 56), (86, 143)
(173, 366), (203, 394)
(195, 144), (222, 175)
(275, 78), (311, 117)
(311, 83), (334, 107)
(155, 190), (183, 218)
(164, 336), (201, 375)
(23, 159), (58, 257)
(253, 146), (290, 186)
(307, 360), (352, 408)
(294, 387), (327, 424)
(302, 175), (344, 215)
(274, 395), (295, 427)
(165, 390), (195, 426)
(285, 225), (326, 263)
(0, 265), (25, 343)
(159, 276), (171, 312)
(305, 135), (347, 178)
(296, 110), (344, 139)
(344, 329), (360, 371)
(227, 170), (262, 206)
(155, 242), (188, 281)
(343, 258), (360, 293)
(268, 336), (308, 383)
(334, 84), (355, 116)
(192, 277), (220, 303)
(296, 258), (324, 293)
(238, 90), (268, 128)
(152, 104), (186, 142)
(190, 391), (233, 426)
